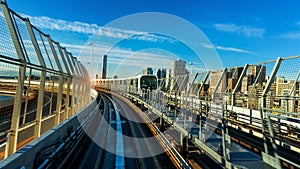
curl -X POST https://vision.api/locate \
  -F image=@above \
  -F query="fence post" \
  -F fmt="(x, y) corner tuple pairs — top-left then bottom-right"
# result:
(47, 37), (64, 125)
(261, 57), (282, 108)
(1, 1), (26, 155)
(25, 18), (47, 138)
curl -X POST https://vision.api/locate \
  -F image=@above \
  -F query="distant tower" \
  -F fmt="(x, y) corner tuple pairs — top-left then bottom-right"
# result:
(102, 55), (107, 79)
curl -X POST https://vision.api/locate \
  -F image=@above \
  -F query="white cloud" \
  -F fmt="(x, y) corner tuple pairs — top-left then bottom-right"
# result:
(215, 46), (254, 54)
(213, 23), (265, 37)
(21, 13), (173, 43)
(281, 32), (300, 40)
(73, 43), (177, 69)
(280, 22), (300, 40)
(202, 43), (255, 54)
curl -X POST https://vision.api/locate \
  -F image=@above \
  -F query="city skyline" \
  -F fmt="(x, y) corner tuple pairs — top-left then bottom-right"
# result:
(7, 1), (300, 78)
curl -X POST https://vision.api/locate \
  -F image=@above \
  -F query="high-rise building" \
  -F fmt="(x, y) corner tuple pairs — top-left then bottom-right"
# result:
(170, 59), (189, 91)
(156, 68), (167, 88)
(102, 55), (107, 79)
(275, 77), (295, 111)
(228, 67), (244, 92)
(248, 65), (266, 83)
(241, 75), (254, 93)
(209, 71), (227, 94)
(276, 77), (293, 96)
(228, 78), (237, 93)
(230, 67), (244, 79)
(157, 69), (161, 79)
(165, 69), (171, 91)
(161, 68), (166, 78)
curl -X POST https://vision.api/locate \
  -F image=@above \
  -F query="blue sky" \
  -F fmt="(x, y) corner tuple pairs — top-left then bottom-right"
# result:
(7, 0), (300, 78)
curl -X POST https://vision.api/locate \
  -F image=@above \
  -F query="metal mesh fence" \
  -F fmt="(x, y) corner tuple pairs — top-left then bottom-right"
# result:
(41, 35), (59, 71)
(53, 42), (67, 73)
(190, 72), (207, 97)
(65, 52), (75, 75)
(0, 2), (90, 160)
(0, 60), (18, 142)
(0, 8), (17, 59)
(60, 48), (70, 74)
(274, 56), (300, 112)
(12, 14), (40, 66)
(34, 29), (53, 70)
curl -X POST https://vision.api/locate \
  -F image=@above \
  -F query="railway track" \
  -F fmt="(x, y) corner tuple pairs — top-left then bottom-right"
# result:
(66, 91), (180, 169)
(113, 93), (177, 169)
(116, 91), (226, 169)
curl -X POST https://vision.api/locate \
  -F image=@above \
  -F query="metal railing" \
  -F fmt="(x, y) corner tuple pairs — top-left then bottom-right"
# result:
(0, 1), (90, 160)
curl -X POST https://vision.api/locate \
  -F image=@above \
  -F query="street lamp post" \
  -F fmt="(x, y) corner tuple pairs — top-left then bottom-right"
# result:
(88, 42), (93, 80)
(189, 62), (194, 75)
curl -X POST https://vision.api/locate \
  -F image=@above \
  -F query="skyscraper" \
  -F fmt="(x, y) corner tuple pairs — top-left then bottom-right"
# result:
(157, 68), (167, 88)
(170, 59), (189, 91)
(102, 55), (107, 79)
(248, 65), (266, 83)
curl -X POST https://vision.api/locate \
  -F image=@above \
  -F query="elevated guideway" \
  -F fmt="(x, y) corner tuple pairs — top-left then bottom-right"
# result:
(1, 0), (300, 168)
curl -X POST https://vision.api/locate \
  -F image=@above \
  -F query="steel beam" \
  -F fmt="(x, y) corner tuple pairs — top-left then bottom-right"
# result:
(249, 64), (265, 94)
(212, 68), (227, 101)
(25, 19), (47, 138)
(47, 36), (64, 125)
(231, 64), (248, 106)
(261, 57), (282, 108)
(197, 71), (210, 98)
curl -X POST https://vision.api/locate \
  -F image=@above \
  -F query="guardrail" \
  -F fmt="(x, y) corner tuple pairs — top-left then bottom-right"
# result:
(143, 107), (191, 169)
(262, 108), (300, 169)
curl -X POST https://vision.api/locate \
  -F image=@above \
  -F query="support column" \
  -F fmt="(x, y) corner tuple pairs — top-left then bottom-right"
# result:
(54, 74), (64, 125)
(267, 115), (281, 169)
(261, 57), (282, 109)
(34, 70), (46, 138)
(7, 67), (25, 155)
(159, 115), (165, 130)
(65, 76), (71, 118)
(22, 68), (32, 126)
(231, 64), (248, 107)
(221, 103), (227, 160)
(78, 81), (83, 110)
(260, 109), (269, 154)
(181, 135), (188, 159)
(71, 77), (77, 115)
(199, 100), (202, 141)
(25, 18), (47, 138)
(1, 1), (26, 155)
(47, 36), (64, 124)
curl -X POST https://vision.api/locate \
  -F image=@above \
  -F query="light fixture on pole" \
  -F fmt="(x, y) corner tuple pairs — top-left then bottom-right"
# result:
(88, 42), (94, 79)
(189, 62), (194, 75)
